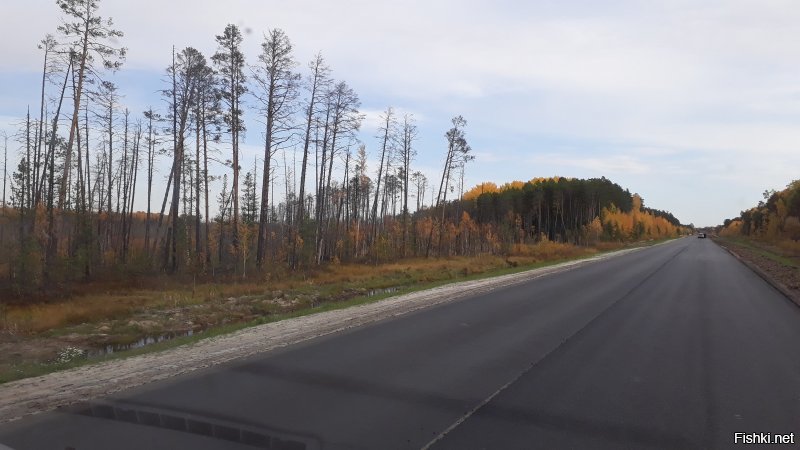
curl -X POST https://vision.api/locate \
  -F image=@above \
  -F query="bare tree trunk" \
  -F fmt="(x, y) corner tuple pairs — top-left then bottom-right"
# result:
(371, 107), (394, 248)
(400, 115), (416, 257)
(34, 37), (55, 207)
(144, 109), (155, 256)
(58, 1), (125, 209)
(202, 105), (211, 266)
(195, 111), (202, 260)
(120, 110), (130, 260)
(1, 133), (6, 214)
(125, 123), (141, 261)
(83, 95), (92, 213)
(293, 53), (328, 268)
(105, 92), (114, 218)
(59, 16), (91, 210)
(169, 47), (179, 272)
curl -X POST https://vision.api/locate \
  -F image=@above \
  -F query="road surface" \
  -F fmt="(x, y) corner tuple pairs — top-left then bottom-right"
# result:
(1, 237), (798, 449)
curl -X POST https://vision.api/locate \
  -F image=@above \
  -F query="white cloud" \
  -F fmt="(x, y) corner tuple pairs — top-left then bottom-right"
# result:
(530, 153), (651, 175)
(359, 106), (425, 135)
(3, 0), (800, 225)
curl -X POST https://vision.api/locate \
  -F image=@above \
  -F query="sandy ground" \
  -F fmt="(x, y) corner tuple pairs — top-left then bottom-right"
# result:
(0, 247), (647, 424)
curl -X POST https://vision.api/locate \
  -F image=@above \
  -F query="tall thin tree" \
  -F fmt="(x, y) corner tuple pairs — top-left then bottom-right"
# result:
(399, 113), (417, 255)
(293, 53), (330, 267)
(371, 107), (396, 244)
(56, 0), (125, 209)
(1, 132), (7, 213)
(212, 24), (246, 266)
(252, 28), (298, 267)
(165, 47), (210, 271)
(427, 116), (471, 257)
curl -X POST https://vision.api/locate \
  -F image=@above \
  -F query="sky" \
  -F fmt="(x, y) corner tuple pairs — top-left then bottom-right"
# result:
(2, 0), (800, 227)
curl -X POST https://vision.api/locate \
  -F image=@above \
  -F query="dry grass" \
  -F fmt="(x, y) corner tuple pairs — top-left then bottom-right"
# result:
(511, 241), (596, 260)
(0, 242), (607, 336)
(776, 239), (800, 257)
(3, 292), (181, 334)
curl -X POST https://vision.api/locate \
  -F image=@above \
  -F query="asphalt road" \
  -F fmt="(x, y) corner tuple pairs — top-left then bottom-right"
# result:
(1, 237), (799, 449)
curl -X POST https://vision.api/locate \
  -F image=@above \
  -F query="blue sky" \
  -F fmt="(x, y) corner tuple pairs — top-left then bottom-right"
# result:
(3, 0), (800, 226)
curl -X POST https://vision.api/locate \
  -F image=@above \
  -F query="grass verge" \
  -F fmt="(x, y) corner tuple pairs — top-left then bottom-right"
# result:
(715, 236), (800, 268)
(0, 239), (671, 384)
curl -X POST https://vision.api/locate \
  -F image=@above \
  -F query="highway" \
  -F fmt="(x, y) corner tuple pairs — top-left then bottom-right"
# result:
(1, 237), (799, 449)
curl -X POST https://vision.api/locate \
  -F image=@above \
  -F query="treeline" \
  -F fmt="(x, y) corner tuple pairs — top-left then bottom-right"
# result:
(719, 180), (800, 240)
(0, 0), (444, 294)
(455, 177), (684, 251)
(0, 0), (685, 298)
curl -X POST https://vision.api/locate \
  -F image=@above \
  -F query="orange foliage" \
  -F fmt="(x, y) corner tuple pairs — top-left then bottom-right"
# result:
(499, 180), (525, 191)
(601, 194), (680, 241)
(462, 182), (499, 200)
(719, 219), (742, 237)
(464, 177), (574, 201)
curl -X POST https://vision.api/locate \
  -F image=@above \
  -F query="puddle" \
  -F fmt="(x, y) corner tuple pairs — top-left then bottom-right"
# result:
(366, 287), (400, 297)
(89, 329), (202, 357)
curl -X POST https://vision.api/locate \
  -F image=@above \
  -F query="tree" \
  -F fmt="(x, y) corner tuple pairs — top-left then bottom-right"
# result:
(371, 107), (396, 243)
(427, 116), (472, 257)
(399, 113), (417, 254)
(142, 108), (160, 256)
(215, 173), (231, 265)
(56, 0), (126, 209)
(212, 24), (246, 266)
(192, 57), (218, 265)
(252, 28), (299, 266)
(242, 162), (259, 224)
(293, 53), (330, 267)
(165, 46), (211, 271)
(411, 171), (427, 211)
(34, 35), (59, 204)
(92, 80), (119, 215)
(1, 132), (7, 213)
(316, 81), (362, 263)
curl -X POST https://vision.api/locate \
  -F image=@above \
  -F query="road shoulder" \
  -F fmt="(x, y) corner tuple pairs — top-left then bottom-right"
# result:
(713, 237), (800, 308)
(0, 244), (658, 424)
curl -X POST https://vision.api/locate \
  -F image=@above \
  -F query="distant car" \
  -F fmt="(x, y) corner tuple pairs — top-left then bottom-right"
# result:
(697, 232), (706, 238)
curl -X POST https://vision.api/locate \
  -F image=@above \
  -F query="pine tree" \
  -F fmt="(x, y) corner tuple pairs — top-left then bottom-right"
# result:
(212, 24), (246, 266)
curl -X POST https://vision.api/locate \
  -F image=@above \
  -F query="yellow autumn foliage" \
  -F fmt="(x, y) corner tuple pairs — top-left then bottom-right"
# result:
(600, 194), (681, 240)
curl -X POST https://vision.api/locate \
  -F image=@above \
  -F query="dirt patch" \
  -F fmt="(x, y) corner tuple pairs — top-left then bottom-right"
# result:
(0, 246), (648, 424)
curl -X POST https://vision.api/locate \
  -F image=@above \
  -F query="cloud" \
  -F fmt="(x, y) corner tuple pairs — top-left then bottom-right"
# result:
(3, 0), (800, 226)
(358, 106), (425, 136)
(530, 153), (651, 175)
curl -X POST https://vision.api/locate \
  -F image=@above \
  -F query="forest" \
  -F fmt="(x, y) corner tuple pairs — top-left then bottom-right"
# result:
(719, 180), (800, 243)
(0, 0), (687, 300)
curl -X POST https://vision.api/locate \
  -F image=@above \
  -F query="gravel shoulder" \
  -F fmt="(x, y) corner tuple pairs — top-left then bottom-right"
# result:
(0, 246), (649, 424)
(713, 237), (800, 308)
